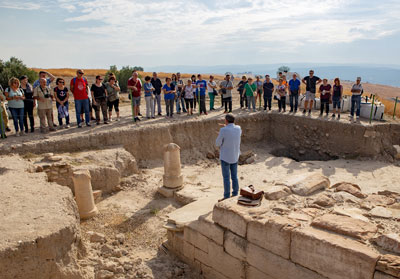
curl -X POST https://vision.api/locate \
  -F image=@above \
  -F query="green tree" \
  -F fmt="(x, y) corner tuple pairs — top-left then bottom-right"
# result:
(105, 65), (143, 92)
(277, 65), (291, 74)
(0, 57), (37, 89)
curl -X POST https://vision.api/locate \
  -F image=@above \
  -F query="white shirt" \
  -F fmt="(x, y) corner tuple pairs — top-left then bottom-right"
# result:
(216, 123), (242, 164)
(207, 81), (216, 93)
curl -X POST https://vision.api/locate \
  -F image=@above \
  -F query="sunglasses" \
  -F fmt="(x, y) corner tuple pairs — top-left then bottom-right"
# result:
(59, 81), (65, 84)
(78, 72), (84, 75)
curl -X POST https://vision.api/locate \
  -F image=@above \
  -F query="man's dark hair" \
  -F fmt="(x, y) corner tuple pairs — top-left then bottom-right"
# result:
(39, 71), (46, 75)
(145, 76), (151, 81)
(225, 114), (235, 123)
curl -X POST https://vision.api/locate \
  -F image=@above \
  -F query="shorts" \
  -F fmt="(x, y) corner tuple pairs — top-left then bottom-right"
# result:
(108, 98), (120, 112)
(332, 97), (341, 109)
(305, 91), (315, 101)
(132, 96), (141, 106)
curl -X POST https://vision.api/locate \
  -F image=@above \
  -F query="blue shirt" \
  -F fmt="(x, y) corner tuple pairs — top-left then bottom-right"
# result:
(196, 80), (207, 97)
(289, 79), (301, 91)
(144, 82), (154, 97)
(162, 84), (175, 100)
(33, 78), (52, 89)
(216, 123), (242, 164)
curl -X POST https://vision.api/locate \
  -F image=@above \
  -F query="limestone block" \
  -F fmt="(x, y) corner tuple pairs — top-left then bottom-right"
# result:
(246, 266), (276, 279)
(290, 227), (380, 279)
(285, 173), (330, 196)
(374, 271), (398, 279)
(163, 143), (183, 189)
(184, 226), (210, 253)
(332, 191), (361, 203)
(247, 216), (299, 259)
(369, 206), (393, 219)
(183, 241), (195, 262)
(194, 247), (211, 267)
(224, 231), (247, 261)
(264, 186), (291, 200)
(393, 145), (400, 159)
(157, 186), (178, 198)
(373, 234), (400, 254)
(376, 255), (400, 278)
(332, 182), (367, 199)
(312, 194), (335, 207)
(88, 166), (120, 193)
(201, 263), (230, 279)
(72, 170), (98, 219)
(361, 194), (396, 209)
(187, 212), (224, 246)
(311, 214), (378, 240)
(247, 243), (326, 279)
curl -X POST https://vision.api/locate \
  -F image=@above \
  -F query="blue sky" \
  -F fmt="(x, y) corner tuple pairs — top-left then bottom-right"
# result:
(0, 0), (399, 69)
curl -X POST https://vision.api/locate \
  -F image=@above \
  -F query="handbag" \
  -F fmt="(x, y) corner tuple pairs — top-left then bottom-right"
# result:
(240, 185), (264, 200)
(213, 89), (218, 96)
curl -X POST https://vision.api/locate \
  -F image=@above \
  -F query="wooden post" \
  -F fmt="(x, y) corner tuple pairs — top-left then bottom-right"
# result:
(394, 97), (398, 119)
(369, 95), (375, 124)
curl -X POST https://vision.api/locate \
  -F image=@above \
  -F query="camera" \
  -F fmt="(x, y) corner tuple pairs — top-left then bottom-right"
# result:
(44, 93), (50, 98)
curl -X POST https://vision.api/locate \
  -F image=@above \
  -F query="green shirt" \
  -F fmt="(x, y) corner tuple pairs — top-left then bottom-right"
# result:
(244, 83), (257, 97)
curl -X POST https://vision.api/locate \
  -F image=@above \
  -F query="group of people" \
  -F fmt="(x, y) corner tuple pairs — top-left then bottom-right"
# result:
(0, 68), (365, 138)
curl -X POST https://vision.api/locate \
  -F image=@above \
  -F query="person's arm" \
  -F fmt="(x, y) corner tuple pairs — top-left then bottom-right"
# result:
(91, 89), (96, 105)
(104, 88), (108, 98)
(340, 85), (343, 99)
(114, 84), (121, 92)
(215, 129), (224, 147)
(301, 78), (306, 85)
(46, 71), (55, 83)
(316, 79), (322, 85)
(70, 80), (74, 94)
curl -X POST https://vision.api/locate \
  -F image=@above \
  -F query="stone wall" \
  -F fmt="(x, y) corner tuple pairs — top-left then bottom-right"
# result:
(1, 114), (399, 162)
(167, 198), (400, 279)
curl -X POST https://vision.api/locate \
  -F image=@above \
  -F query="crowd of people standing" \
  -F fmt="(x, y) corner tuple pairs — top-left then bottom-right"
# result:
(0, 69), (365, 139)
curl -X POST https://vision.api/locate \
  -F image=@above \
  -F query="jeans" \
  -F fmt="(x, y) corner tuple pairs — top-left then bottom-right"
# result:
(75, 98), (90, 125)
(208, 92), (215, 110)
(176, 92), (186, 113)
(221, 160), (239, 199)
(56, 102), (70, 125)
(246, 95), (256, 110)
(320, 99), (329, 114)
(351, 95), (361, 117)
(223, 97), (232, 112)
(199, 95), (206, 114)
(154, 94), (162, 114)
(239, 90), (247, 108)
(289, 92), (299, 111)
(23, 100), (34, 131)
(278, 96), (286, 111)
(264, 95), (272, 110)
(165, 99), (174, 116)
(145, 96), (155, 118)
(9, 107), (24, 132)
(93, 98), (108, 122)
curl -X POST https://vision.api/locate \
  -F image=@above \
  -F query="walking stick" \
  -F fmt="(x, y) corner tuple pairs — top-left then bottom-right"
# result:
(0, 102), (5, 139)
(369, 95), (375, 124)
(394, 97), (398, 119)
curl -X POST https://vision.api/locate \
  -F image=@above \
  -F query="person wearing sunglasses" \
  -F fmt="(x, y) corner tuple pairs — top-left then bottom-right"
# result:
(19, 75), (35, 133)
(91, 75), (109, 125)
(70, 70), (91, 127)
(302, 70), (322, 115)
(5, 77), (25, 136)
(54, 78), (70, 128)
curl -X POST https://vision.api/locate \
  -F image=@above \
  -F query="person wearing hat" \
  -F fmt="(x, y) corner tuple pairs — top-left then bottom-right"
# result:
(70, 69), (91, 127)
(350, 77), (363, 123)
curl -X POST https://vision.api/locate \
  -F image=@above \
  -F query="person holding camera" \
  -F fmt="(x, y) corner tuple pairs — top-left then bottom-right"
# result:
(220, 74), (234, 113)
(33, 78), (56, 133)
(91, 75), (109, 125)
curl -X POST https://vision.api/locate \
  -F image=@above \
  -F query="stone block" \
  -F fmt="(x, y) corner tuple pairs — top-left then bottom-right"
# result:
(264, 186), (291, 200)
(183, 241), (195, 262)
(247, 216), (298, 259)
(188, 212), (224, 245)
(184, 226), (209, 253)
(194, 247), (211, 267)
(247, 243), (326, 279)
(208, 239), (245, 279)
(201, 263), (229, 279)
(157, 186), (178, 198)
(311, 214), (377, 240)
(373, 234), (400, 254)
(374, 271), (398, 279)
(285, 173), (330, 196)
(246, 266), (275, 279)
(290, 227), (380, 279)
(376, 255), (400, 278)
(224, 231), (248, 261)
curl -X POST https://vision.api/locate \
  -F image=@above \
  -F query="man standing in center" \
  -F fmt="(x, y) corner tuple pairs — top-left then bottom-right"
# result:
(127, 71), (142, 122)
(289, 73), (301, 113)
(70, 69), (91, 128)
(196, 74), (208, 115)
(302, 70), (322, 115)
(151, 72), (163, 116)
(216, 114), (242, 202)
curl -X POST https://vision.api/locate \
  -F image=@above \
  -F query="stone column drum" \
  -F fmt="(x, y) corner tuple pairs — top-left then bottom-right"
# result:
(72, 169), (98, 219)
(163, 143), (183, 189)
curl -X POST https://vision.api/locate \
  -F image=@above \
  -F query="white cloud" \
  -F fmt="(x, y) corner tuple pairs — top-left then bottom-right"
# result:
(0, 0), (41, 10)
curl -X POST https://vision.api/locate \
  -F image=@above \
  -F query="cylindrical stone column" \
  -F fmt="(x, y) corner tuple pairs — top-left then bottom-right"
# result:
(163, 143), (183, 189)
(72, 170), (98, 219)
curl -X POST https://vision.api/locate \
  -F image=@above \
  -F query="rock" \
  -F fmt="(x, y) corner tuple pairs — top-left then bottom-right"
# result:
(332, 191), (361, 203)
(43, 153), (54, 160)
(286, 173), (330, 196)
(100, 244), (114, 256)
(288, 212), (312, 222)
(239, 150), (254, 165)
(35, 165), (44, 172)
(376, 255), (400, 278)
(332, 182), (366, 199)
(393, 145), (400, 159)
(95, 270), (114, 279)
(88, 231), (106, 243)
(311, 214), (377, 240)
(369, 206), (393, 219)
(101, 260), (118, 272)
(93, 190), (102, 203)
(206, 152), (215, 159)
(360, 194), (396, 209)
(373, 234), (400, 254)
(48, 155), (63, 162)
(115, 233), (125, 244)
(245, 156), (255, 164)
(264, 186), (291, 200)
(313, 194), (335, 207)
(333, 206), (369, 222)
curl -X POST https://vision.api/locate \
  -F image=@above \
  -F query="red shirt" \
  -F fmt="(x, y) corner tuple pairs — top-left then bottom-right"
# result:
(128, 78), (142, 97)
(70, 77), (88, 100)
(319, 84), (331, 100)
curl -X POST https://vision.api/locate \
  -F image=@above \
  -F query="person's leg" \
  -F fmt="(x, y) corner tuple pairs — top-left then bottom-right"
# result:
(350, 96), (355, 117)
(46, 108), (55, 130)
(223, 98), (228, 112)
(278, 99), (282, 111)
(268, 97), (272, 110)
(75, 99), (82, 126)
(1, 103), (9, 130)
(294, 94), (298, 112)
(150, 97), (155, 117)
(176, 93), (180, 113)
(230, 162), (239, 197)
(115, 99), (120, 119)
(170, 99), (174, 116)
(290, 94), (294, 111)
(320, 100), (324, 115)
(208, 92), (213, 110)
(326, 100), (329, 115)
(16, 108), (24, 133)
(356, 95), (361, 118)
(185, 99), (189, 113)
(101, 99), (108, 122)
(94, 100), (100, 123)
(239, 91), (243, 108)
(145, 96), (150, 118)
(201, 95), (206, 114)
(181, 97), (187, 112)
(220, 160), (231, 199)
(28, 102), (34, 130)
(246, 96), (251, 110)
(38, 109), (46, 132)
(65, 102), (70, 125)
(304, 100), (309, 112)
(23, 104), (28, 132)
(228, 97), (232, 112)
(282, 96), (286, 111)
(165, 100), (170, 117)
(84, 98), (90, 125)
(251, 95), (256, 110)
(56, 103), (63, 126)
(9, 108), (19, 132)
(309, 100), (314, 112)
(190, 99), (194, 114)
(157, 95), (162, 114)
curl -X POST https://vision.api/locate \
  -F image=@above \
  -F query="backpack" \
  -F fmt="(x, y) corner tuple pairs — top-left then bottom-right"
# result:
(72, 77), (88, 88)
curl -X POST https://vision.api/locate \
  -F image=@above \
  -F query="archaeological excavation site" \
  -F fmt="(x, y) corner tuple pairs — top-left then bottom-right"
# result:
(1, 113), (400, 279)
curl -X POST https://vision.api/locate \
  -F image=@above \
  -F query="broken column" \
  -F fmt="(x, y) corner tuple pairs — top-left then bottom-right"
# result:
(163, 143), (183, 189)
(72, 169), (98, 219)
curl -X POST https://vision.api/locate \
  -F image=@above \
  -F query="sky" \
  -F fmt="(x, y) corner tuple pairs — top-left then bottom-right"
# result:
(0, 0), (400, 69)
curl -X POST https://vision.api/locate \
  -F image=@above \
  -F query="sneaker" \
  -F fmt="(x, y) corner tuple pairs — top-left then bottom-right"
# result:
(65, 124), (70, 129)
(109, 117), (113, 122)
(158, 113), (162, 116)
(332, 114), (336, 118)
(302, 109), (306, 114)
(49, 128), (56, 132)
(104, 121), (109, 124)
(78, 124), (82, 128)
(138, 113), (142, 116)
(294, 110), (297, 113)
(20, 131), (25, 136)
(31, 128), (35, 133)
(86, 123), (91, 127)
(116, 117), (120, 121)
(96, 122), (100, 125)
(53, 123), (57, 127)
(24, 129), (28, 133)
(15, 132), (20, 137)
(177, 112), (181, 115)
(205, 112), (208, 115)
(6, 127), (11, 132)
(338, 115), (340, 120)
(319, 113), (323, 117)
(290, 109), (293, 113)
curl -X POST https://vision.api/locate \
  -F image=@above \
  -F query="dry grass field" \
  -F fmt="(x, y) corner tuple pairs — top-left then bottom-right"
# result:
(32, 68), (400, 118)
